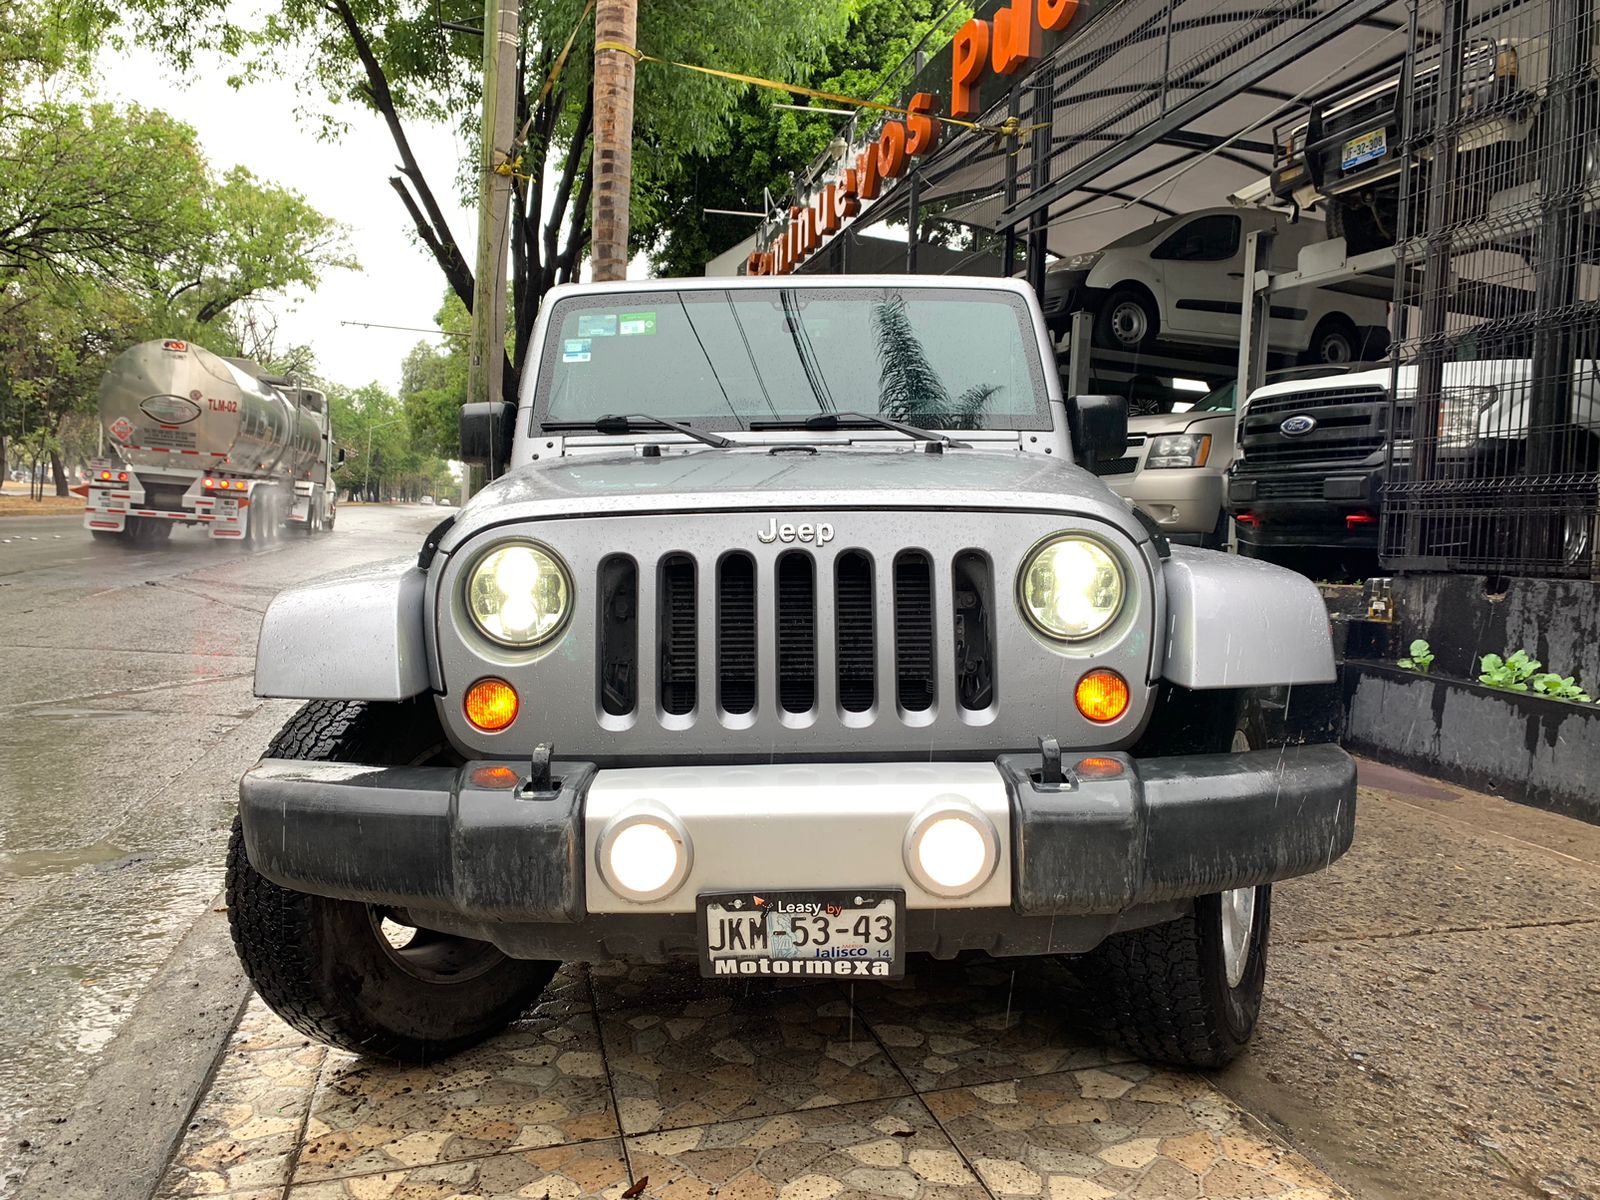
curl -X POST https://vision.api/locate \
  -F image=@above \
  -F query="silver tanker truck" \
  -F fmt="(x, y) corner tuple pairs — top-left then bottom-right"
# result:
(84, 339), (340, 545)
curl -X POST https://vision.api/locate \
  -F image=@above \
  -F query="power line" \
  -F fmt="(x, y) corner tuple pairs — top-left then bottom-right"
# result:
(339, 319), (468, 338)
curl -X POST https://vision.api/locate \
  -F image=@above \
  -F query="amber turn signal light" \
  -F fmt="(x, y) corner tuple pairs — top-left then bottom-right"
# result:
(470, 764), (521, 788)
(1074, 755), (1125, 779)
(1075, 670), (1129, 723)
(464, 677), (519, 732)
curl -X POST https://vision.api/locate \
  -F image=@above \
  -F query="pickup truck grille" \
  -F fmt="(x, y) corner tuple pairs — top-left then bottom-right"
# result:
(1237, 385), (1388, 469)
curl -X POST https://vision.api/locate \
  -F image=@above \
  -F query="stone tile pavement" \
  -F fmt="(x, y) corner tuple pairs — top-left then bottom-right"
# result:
(156, 957), (1347, 1200)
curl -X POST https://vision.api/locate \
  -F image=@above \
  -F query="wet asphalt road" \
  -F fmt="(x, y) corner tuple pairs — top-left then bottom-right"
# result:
(0, 504), (441, 1175)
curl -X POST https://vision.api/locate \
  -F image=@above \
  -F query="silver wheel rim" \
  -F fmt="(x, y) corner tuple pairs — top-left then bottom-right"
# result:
(1220, 886), (1257, 989)
(1320, 332), (1352, 363)
(1110, 301), (1148, 345)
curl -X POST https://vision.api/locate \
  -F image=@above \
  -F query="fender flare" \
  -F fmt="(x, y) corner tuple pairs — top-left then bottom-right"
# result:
(1160, 546), (1336, 689)
(254, 557), (430, 700)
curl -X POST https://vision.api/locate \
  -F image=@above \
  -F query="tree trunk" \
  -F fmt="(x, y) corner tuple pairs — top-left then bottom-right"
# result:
(592, 0), (638, 281)
(50, 447), (68, 496)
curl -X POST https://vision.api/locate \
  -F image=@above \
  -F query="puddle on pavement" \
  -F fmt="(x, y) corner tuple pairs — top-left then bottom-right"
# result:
(0, 838), (131, 879)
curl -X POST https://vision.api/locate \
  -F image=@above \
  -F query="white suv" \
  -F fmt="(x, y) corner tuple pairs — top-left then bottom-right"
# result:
(1044, 207), (1390, 364)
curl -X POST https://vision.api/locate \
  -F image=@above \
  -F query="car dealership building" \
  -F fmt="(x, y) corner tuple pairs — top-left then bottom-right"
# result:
(740, 0), (1600, 820)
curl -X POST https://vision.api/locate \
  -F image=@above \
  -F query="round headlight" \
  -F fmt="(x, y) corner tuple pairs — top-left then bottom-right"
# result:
(1019, 536), (1124, 640)
(466, 542), (571, 647)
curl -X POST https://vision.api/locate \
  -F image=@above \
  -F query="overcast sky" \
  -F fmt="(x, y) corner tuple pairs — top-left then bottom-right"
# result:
(93, 33), (495, 394)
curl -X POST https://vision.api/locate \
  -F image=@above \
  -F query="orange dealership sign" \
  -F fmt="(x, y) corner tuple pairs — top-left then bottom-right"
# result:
(748, 0), (1080, 275)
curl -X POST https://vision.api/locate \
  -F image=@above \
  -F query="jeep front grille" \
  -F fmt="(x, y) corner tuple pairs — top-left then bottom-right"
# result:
(599, 547), (970, 723)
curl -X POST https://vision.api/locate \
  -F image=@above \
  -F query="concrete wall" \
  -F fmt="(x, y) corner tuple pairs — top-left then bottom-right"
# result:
(1392, 573), (1600, 686)
(1343, 662), (1600, 825)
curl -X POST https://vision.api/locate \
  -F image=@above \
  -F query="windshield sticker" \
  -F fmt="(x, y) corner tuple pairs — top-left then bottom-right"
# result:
(620, 311), (656, 336)
(562, 337), (592, 363)
(577, 313), (617, 337)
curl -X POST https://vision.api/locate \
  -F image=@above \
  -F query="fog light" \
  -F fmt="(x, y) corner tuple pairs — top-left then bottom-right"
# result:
(905, 802), (998, 898)
(464, 677), (519, 732)
(1075, 670), (1130, 723)
(597, 809), (691, 902)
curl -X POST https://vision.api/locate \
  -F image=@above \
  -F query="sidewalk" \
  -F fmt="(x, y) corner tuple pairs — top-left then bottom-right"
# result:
(149, 762), (1600, 1199)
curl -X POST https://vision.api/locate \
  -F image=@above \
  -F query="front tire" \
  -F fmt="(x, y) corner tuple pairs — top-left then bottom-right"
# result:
(227, 699), (557, 1061)
(1080, 693), (1271, 1067)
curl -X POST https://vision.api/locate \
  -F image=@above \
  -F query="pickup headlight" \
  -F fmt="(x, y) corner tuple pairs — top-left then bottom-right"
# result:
(1438, 386), (1501, 448)
(1018, 536), (1124, 640)
(465, 541), (572, 647)
(1146, 433), (1212, 469)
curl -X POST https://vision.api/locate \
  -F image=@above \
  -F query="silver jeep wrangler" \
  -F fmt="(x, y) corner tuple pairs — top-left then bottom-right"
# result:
(231, 276), (1354, 1068)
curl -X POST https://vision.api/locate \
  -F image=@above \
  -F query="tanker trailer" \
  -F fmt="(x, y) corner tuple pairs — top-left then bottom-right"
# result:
(84, 339), (336, 544)
(265, 377), (342, 533)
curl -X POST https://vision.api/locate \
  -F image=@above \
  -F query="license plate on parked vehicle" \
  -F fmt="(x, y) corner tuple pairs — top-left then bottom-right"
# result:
(698, 889), (904, 979)
(1341, 128), (1387, 170)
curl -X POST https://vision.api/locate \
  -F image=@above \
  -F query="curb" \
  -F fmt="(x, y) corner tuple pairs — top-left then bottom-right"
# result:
(13, 895), (251, 1200)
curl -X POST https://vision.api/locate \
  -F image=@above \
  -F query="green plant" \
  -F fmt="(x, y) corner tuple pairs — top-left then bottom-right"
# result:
(1479, 650), (1541, 691)
(1531, 673), (1593, 703)
(1398, 639), (1435, 673)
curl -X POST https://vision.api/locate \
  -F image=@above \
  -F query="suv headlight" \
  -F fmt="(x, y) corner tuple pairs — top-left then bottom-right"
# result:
(1146, 432), (1211, 469)
(465, 541), (572, 647)
(1018, 536), (1124, 640)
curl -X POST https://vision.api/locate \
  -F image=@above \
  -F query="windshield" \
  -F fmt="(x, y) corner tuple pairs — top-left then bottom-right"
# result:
(534, 286), (1051, 433)
(1188, 381), (1237, 412)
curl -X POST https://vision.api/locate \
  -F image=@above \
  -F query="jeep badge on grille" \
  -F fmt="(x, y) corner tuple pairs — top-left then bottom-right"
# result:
(757, 518), (835, 545)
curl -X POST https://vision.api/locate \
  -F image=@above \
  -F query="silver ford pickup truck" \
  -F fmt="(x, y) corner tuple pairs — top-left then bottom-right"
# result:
(231, 276), (1354, 1070)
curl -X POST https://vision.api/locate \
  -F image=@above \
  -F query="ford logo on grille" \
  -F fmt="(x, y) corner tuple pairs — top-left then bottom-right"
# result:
(1280, 414), (1317, 437)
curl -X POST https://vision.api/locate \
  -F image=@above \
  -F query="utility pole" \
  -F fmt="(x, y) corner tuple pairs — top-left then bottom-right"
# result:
(467, 0), (521, 474)
(592, 0), (638, 280)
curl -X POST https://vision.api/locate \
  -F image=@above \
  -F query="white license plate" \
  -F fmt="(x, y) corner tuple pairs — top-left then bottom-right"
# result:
(1342, 128), (1387, 170)
(698, 889), (904, 978)
(216, 498), (238, 514)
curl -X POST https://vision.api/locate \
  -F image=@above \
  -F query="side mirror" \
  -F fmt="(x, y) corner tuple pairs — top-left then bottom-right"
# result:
(460, 401), (516, 476)
(1066, 394), (1129, 468)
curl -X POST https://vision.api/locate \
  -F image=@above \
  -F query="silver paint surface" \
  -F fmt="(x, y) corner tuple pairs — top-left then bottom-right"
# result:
(1160, 545), (1337, 688)
(254, 556), (430, 700)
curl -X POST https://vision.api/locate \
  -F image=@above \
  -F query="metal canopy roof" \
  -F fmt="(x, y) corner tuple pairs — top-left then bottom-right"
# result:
(828, 0), (1525, 266)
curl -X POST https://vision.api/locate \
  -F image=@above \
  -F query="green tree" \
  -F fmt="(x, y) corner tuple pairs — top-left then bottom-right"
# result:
(639, 0), (971, 278)
(159, 166), (357, 327)
(399, 292), (470, 459)
(0, 102), (208, 283)
(120, 0), (848, 401)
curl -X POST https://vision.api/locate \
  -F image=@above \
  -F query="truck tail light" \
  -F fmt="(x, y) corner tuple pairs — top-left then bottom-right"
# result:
(1346, 512), (1377, 528)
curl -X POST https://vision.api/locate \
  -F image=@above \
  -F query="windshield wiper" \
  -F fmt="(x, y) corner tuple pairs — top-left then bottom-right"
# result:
(542, 413), (733, 448)
(749, 410), (967, 448)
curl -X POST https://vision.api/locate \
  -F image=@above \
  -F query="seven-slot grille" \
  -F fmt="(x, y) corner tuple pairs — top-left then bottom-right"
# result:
(596, 548), (995, 724)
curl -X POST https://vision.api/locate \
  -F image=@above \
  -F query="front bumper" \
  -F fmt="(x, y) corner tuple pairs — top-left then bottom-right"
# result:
(239, 745), (1355, 959)
(1109, 471), (1225, 537)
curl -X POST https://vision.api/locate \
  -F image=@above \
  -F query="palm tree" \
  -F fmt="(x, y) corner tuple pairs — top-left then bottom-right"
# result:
(870, 294), (999, 431)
